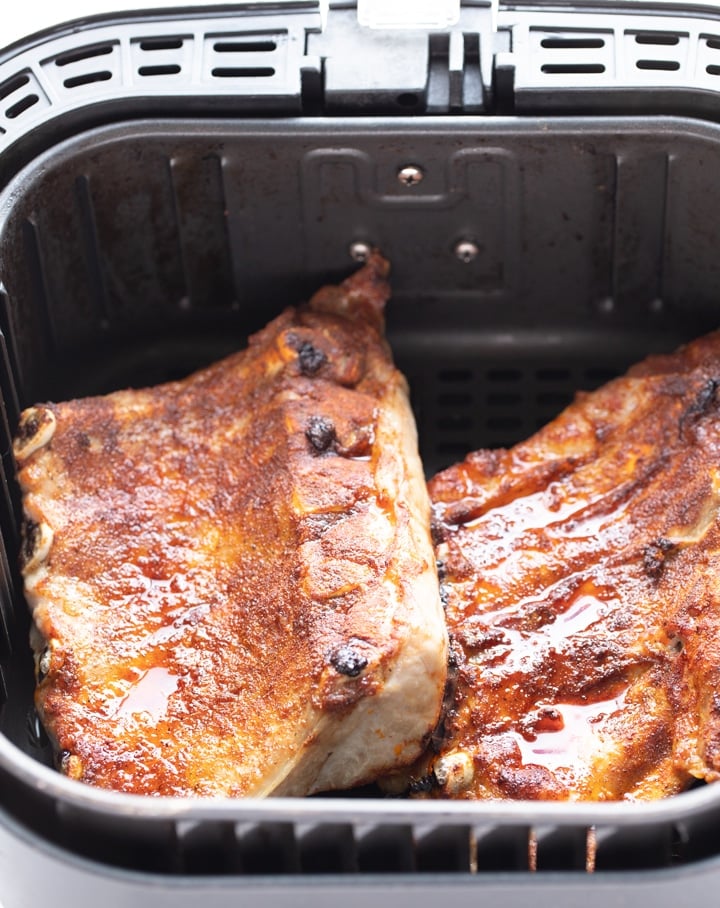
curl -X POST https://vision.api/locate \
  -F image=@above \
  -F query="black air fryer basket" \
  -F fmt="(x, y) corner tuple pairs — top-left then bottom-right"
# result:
(6, 1), (720, 905)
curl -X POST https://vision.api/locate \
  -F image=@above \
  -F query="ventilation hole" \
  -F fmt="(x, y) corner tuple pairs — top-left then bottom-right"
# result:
(487, 367), (522, 382)
(540, 37), (606, 49)
(138, 64), (181, 76)
(537, 391), (573, 408)
(437, 441), (474, 456)
(55, 44), (114, 66)
(211, 67), (275, 78)
(541, 63), (605, 74)
(397, 92), (420, 107)
(636, 59), (681, 71)
(584, 367), (620, 384)
(214, 40), (277, 53)
(708, 64), (720, 75)
(438, 368), (473, 383)
(437, 416), (473, 431)
(707, 37), (720, 50)
(0, 73), (30, 102)
(487, 416), (524, 431)
(63, 71), (113, 88)
(634, 33), (680, 45)
(537, 367), (571, 382)
(487, 391), (522, 406)
(437, 392), (473, 406)
(139, 37), (184, 51)
(5, 94), (38, 119)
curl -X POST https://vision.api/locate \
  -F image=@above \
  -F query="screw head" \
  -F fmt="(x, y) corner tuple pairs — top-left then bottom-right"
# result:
(397, 164), (424, 187)
(454, 240), (479, 263)
(349, 241), (372, 263)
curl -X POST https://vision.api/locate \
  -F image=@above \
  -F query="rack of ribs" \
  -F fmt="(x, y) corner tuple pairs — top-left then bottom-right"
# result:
(411, 332), (720, 800)
(14, 253), (448, 797)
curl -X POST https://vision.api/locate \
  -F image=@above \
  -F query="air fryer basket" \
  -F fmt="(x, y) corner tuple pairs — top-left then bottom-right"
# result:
(7, 1), (720, 906)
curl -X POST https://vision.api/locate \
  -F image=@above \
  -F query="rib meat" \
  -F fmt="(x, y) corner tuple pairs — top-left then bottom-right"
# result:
(411, 332), (720, 800)
(14, 254), (447, 797)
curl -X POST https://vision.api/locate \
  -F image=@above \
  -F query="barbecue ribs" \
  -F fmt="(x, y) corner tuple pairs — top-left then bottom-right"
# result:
(14, 254), (447, 797)
(409, 331), (720, 800)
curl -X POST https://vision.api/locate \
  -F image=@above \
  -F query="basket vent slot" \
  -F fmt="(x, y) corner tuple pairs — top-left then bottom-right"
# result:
(696, 34), (720, 80)
(138, 65), (182, 77)
(540, 36), (605, 49)
(635, 32), (681, 45)
(531, 30), (613, 79)
(204, 31), (285, 85)
(214, 39), (277, 53)
(541, 63), (605, 74)
(139, 37), (184, 52)
(54, 44), (114, 67)
(5, 94), (38, 119)
(637, 59), (681, 71)
(131, 36), (191, 82)
(212, 67), (276, 78)
(625, 30), (687, 76)
(63, 71), (113, 89)
(43, 42), (120, 94)
(422, 357), (627, 473)
(0, 70), (48, 124)
(0, 73), (29, 102)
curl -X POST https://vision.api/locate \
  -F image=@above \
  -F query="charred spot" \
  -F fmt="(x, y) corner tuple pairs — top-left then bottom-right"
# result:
(76, 431), (91, 449)
(429, 641), (462, 753)
(297, 341), (328, 376)
(20, 519), (40, 569)
(429, 720), (448, 754)
(643, 537), (675, 578)
(306, 416), (337, 454)
(439, 583), (450, 609)
(447, 636), (464, 671)
(16, 412), (40, 444)
(436, 559), (447, 581)
(329, 645), (368, 677)
(430, 519), (447, 546)
(14, 406), (57, 460)
(407, 774), (437, 794)
(680, 377), (720, 437)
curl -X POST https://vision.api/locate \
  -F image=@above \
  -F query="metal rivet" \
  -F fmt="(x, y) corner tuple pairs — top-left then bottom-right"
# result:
(397, 164), (424, 186)
(349, 241), (372, 263)
(454, 240), (479, 263)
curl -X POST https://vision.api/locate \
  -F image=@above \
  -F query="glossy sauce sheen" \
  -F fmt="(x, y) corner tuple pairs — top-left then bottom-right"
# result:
(420, 333), (720, 800)
(15, 255), (447, 797)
